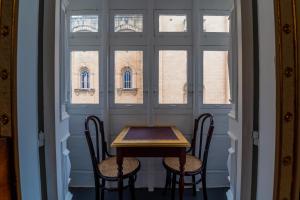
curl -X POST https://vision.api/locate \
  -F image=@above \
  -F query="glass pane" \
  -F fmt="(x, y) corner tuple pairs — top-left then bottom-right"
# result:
(114, 14), (143, 32)
(159, 15), (187, 32)
(159, 50), (188, 104)
(203, 51), (230, 104)
(203, 16), (230, 32)
(70, 15), (98, 32)
(114, 51), (143, 104)
(71, 51), (99, 104)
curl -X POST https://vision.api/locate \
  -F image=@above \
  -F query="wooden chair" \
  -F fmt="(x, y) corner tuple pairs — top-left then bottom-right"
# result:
(162, 113), (214, 200)
(84, 115), (141, 200)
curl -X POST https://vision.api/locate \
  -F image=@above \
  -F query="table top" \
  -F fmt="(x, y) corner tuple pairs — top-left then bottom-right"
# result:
(111, 126), (190, 148)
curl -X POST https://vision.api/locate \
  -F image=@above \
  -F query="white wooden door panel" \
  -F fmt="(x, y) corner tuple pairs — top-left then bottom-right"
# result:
(43, 1), (73, 199)
(68, 136), (93, 171)
(207, 135), (231, 170)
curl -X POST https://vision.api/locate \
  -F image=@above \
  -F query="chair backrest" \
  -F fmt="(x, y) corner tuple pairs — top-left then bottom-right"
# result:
(84, 115), (108, 175)
(190, 113), (214, 170)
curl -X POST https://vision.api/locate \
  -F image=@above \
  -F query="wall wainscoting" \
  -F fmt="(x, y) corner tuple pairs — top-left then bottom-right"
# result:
(226, 131), (238, 200)
(61, 133), (73, 200)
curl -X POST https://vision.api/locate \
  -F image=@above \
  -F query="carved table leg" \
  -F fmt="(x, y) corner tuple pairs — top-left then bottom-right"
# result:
(117, 148), (123, 200)
(179, 148), (186, 200)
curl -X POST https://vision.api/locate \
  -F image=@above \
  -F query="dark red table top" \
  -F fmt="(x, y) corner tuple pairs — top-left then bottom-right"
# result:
(123, 127), (178, 140)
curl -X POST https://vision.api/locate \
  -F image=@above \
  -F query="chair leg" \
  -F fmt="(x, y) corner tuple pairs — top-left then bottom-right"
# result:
(95, 179), (100, 200)
(192, 175), (196, 196)
(202, 174), (208, 200)
(129, 176), (136, 200)
(171, 173), (176, 200)
(100, 179), (105, 200)
(163, 171), (172, 195)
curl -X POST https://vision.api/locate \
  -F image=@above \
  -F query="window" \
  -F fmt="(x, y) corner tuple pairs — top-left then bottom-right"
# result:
(159, 50), (188, 104)
(114, 14), (143, 32)
(71, 50), (99, 104)
(203, 50), (230, 104)
(159, 14), (187, 32)
(203, 15), (230, 32)
(114, 50), (143, 104)
(80, 67), (90, 89)
(123, 68), (132, 89)
(70, 15), (98, 32)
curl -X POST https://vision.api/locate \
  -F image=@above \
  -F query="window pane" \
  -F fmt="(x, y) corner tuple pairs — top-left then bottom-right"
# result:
(159, 50), (188, 104)
(114, 51), (143, 104)
(114, 14), (143, 32)
(71, 51), (99, 104)
(70, 15), (98, 32)
(203, 16), (230, 32)
(203, 51), (230, 104)
(159, 15), (187, 32)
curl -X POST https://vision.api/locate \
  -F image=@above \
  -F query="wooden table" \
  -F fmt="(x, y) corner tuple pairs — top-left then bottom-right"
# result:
(111, 126), (190, 200)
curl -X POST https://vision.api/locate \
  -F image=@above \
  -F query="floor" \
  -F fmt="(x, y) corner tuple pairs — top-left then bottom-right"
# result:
(70, 187), (228, 200)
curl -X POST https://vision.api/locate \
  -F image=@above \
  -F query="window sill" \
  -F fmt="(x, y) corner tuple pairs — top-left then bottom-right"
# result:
(117, 88), (138, 95)
(74, 88), (95, 96)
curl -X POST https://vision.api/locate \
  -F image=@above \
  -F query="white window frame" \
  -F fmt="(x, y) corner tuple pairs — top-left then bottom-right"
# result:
(200, 45), (232, 109)
(67, 46), (103, 111)
(110, 10), (146, 37)
(109, 46), (147, 109)
(228, 7), (238, 120)
(200, 10), (231, 38)
(67, 10), (101, 40)
(154, 10), (192, 37)
(154, 46), (193, 109)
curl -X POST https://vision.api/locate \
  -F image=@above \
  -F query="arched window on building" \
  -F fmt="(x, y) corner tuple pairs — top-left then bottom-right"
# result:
(80, 68), (90, 89)
(123, 67), (132, 89)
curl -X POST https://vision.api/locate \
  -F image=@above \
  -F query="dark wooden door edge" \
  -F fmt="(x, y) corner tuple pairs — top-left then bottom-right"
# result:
(0, 0), (21, 199)
(273, 0), (300, 199)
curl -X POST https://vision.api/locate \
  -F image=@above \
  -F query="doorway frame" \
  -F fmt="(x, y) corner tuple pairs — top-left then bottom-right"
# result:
(237, 0), (255, 199)
(14, 0), (256, 198)
(14, 0), (300, 199)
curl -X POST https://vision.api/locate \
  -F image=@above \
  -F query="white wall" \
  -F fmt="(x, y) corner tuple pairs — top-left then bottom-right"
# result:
(68, 0), (101, 10)
(17, 0), (42, 199)
(200, 0), (233, 10)
(256, 0), (276, 199)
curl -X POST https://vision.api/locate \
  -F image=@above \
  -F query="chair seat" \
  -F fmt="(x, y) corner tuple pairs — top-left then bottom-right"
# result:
(163, 155), (202, 173)
(98, 157), (139, 178)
